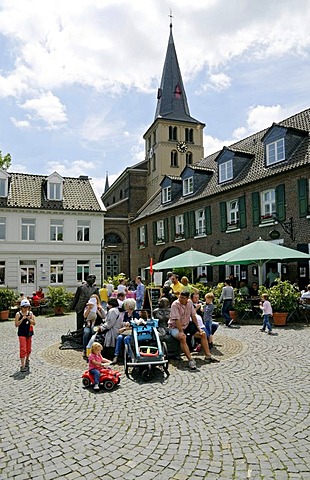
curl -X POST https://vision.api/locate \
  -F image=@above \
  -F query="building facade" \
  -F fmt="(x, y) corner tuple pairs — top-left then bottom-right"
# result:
(0, 170), (105, 294)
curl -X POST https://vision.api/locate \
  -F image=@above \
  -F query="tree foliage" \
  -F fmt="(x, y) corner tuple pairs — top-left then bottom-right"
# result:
(0, 151), (12, 170)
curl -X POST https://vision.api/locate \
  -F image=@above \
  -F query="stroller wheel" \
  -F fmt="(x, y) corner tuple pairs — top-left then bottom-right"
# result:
(162, 341), (169, 362)
(124, 344), (130, 377)
(141, 368), (153, 382)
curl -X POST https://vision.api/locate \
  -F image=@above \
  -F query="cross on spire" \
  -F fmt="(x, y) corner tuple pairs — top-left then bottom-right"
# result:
(169, 9), (173, 29)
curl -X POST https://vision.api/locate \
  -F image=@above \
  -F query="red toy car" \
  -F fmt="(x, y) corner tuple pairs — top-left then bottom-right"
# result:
(82, 367), (121, 391)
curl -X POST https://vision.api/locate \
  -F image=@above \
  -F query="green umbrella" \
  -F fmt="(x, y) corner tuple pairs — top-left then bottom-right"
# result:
(152, 248), (216, 283)
(207, 237), (310, 285)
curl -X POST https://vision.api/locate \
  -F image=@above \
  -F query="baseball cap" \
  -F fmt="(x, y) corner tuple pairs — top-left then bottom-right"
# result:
(21, 299), (31, 307)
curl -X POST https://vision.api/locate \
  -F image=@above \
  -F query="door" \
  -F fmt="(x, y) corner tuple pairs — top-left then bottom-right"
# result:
(19, 261), (36, 296)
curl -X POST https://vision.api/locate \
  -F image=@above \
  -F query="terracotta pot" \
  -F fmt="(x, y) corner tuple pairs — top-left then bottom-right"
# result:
(273, 312), (288, 326)
(53, 306), (64, 316)
(0, 310), (10, 321)
(229, 310), (237, 321)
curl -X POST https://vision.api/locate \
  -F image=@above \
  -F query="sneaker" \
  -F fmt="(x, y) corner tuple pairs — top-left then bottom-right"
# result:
(93, 384), (100, 390)
(110, 356), (118, 365)
(20, 366), (28, 372)
(260, 328), (266, 332)
(227, 319), (234, 327)
(268, 331), (278, 335)
(188, 359), (197, 370)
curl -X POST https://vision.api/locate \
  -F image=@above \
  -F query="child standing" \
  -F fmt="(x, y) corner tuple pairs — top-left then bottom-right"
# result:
(15, 299), (36, 372)
(260, 293), (273, 334)
(88, 342), (110, 390)
(203, 293), (215, 348)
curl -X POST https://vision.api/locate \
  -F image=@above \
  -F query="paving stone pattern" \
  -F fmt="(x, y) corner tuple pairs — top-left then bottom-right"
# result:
(0, 314), (309, 480)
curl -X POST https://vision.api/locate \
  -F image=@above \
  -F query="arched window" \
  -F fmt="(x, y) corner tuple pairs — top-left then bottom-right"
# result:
(152, 154), (156, 171)
(186, 152), (193, 165)
(185, 128), (194, 143)
(105, 233), (122, 244)
(171, 150), (178, 167)
(169, 126), (178, 141)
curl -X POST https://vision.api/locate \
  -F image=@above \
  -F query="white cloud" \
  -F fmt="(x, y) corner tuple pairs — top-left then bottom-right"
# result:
(20, 92), (67, 128)
(201, 72), (231, 92)
(10, 117), (31, 129)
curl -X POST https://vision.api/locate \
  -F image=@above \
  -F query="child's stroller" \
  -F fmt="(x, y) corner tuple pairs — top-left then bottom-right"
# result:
(124, 318), (169, 381)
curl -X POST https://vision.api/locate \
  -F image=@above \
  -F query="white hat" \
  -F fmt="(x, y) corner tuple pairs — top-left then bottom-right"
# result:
(20, 299), (30, 307)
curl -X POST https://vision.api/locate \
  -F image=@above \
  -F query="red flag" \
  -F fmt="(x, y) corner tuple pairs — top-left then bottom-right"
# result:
(150, 257), (153, 276)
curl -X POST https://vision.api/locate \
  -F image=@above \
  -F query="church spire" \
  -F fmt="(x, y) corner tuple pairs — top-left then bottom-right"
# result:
(104, 171), (109, 193)
(154, 21), (200, 124)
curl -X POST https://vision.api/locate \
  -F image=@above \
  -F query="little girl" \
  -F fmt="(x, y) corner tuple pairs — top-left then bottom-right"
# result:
(88, 342), (110, 390)
(260, 293), (273, 334)
(15, 299), (36, 372)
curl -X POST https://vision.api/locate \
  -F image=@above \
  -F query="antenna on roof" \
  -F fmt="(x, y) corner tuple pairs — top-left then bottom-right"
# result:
(169, 8), (173, 30)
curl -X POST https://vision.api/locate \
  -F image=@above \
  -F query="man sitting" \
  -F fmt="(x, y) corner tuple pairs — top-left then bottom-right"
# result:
(301, 284), (310, 301)
(167, 291), (219, 370)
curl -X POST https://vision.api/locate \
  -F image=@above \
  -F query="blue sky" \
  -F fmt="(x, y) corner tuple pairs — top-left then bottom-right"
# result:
(0, 0), (310, 196)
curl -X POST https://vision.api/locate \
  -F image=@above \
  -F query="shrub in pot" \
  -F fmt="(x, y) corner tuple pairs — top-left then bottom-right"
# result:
(0, 288), (17, 320)
(47, 286), (72, 315)
(260, 280), (300, 325)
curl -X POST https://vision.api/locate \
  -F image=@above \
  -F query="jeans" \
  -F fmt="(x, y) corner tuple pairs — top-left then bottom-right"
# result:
(115, 334), (132, 356)
(262, 314), (272, 332)
(89, 368), (100, 385)
(83, 326), (95, 351)
(136, 299), (143, 310)
(222, 299), (233, 325)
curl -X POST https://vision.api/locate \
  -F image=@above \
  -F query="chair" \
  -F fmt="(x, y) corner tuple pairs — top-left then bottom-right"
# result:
(299, 298), (310, 326)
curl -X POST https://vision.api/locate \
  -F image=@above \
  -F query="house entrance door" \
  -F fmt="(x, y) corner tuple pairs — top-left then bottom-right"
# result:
(19, 260), (36, 296)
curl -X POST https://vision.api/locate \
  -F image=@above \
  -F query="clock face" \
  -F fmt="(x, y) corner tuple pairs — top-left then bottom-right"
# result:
(177, 141), (188, 153)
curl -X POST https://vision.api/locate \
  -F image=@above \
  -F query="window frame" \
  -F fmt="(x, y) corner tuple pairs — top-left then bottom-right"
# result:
(195, 209), (206, 236)
(266, 138), (285, 166)
(0, 217), (6, 241)
(156, 220), (165, 242)
(21, 218), (36, 241)
(77, 220), (90, 242)
(219, 160), (233, 183)
(50, 260), (64, 284)
(175, 214), (184, 238)
(162, 186), (171, 204)
(261, 189), (276, 219)
(50, 219), (64, 242)
(183, 177), (194, 196)
(227, 199), (239, 228)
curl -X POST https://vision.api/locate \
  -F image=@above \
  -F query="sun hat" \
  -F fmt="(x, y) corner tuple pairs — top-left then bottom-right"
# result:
(20, 299), (31, 307)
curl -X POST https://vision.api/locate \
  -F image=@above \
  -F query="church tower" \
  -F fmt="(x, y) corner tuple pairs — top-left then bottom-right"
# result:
(144, 21), (205, 199)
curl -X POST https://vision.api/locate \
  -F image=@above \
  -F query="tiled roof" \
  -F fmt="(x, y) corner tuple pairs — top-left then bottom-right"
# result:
(0, 173), (104, 212)
(133, 107), (310, 222)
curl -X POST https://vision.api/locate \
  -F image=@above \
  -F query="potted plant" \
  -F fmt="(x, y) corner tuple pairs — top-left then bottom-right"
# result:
(0, 287), (17, 321)
(228, 290), (249, 322)
(47, 286), (72, 315)
(261, 279), (300, 326)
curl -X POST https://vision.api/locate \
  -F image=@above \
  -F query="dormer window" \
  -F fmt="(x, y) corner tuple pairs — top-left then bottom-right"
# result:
(0, 169), (10, 197)
(47, 172), (63, 201)
(162, 186), (171, 203)
(219, 160), (233, 183)
(266, 138), (285, 165)
(183, 177), (193, 196)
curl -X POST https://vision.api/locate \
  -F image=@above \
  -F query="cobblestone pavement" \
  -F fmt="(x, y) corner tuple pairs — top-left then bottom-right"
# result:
(0, 314), (309, 480)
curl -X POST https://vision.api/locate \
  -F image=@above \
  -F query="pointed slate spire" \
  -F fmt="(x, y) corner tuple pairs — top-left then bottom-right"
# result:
(104, 171), (109, 193)
(154, 23), (200, 124)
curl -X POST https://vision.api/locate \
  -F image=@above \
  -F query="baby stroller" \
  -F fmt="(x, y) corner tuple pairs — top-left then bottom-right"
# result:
(124, 317), (169, 381)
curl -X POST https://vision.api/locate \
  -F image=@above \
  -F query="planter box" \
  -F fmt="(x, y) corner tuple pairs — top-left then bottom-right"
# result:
(273, 312), (288, 326)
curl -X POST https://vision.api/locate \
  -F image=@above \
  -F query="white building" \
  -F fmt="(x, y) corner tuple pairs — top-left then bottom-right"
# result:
(0, 170), (105, 295)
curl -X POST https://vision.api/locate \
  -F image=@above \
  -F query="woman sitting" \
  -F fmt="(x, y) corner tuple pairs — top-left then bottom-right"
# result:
(111, 298), (139, 365)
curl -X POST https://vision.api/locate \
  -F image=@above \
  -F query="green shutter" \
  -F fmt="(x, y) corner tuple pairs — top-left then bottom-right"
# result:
(189, 210), (195, 237)
(276, 184), (286, 221)
(298, 178), (308, 217)
(170, 216), (175, 240)
(205, 206), (212, 235)
(152, 221), (157, 245)
(238, 195), (247, 228)
(252, 192), (260, 226)
(144, 224), (148, 247)
(220, 202), (227, 232)
(164, 218), (169, 242)
(137, 227), (140, 247)
(184, 212), (189, 238)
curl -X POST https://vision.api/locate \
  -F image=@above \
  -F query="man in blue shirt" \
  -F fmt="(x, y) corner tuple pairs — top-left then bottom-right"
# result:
(135, 276), (145, 310)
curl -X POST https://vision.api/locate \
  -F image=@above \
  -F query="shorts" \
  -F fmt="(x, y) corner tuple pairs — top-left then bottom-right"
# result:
(169, 322), (198, 338)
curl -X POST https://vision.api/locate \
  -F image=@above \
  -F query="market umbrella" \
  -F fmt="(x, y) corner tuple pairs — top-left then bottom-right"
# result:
(207, 237), (310, 286)
(151, 248), (216, 283)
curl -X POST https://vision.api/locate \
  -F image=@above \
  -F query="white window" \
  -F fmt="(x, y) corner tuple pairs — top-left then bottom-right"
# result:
(157, 220), (164, 242)
(183, 177), (193, 196)
(227, 200), (239, 226)
(77, 220), (90, 241)
(48, 182), (62, 200)
(261, 189), (276, 219)
(0, 261), (5, 284)
(266, 139), (285, 165)
(139, 226), (146, 246)
(162, 186), (171, 203)
(0, 178), (6, 197)
(50, 260), (63, 284)
(219, 160), (233, 183)
(175, 215), (184, 237)
(77, 261), (90, 282)
(195, 209), (205, 236)
(22, 218), (36, 241)
(50, 219), (64, 241)
(0, 217), (6, 240)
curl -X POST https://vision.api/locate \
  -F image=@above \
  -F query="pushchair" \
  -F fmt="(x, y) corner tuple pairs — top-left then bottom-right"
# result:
(124, 317), (169, 381)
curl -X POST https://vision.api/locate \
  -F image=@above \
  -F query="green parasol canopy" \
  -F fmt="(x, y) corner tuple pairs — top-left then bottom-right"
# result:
(207, 237), (310, 285)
